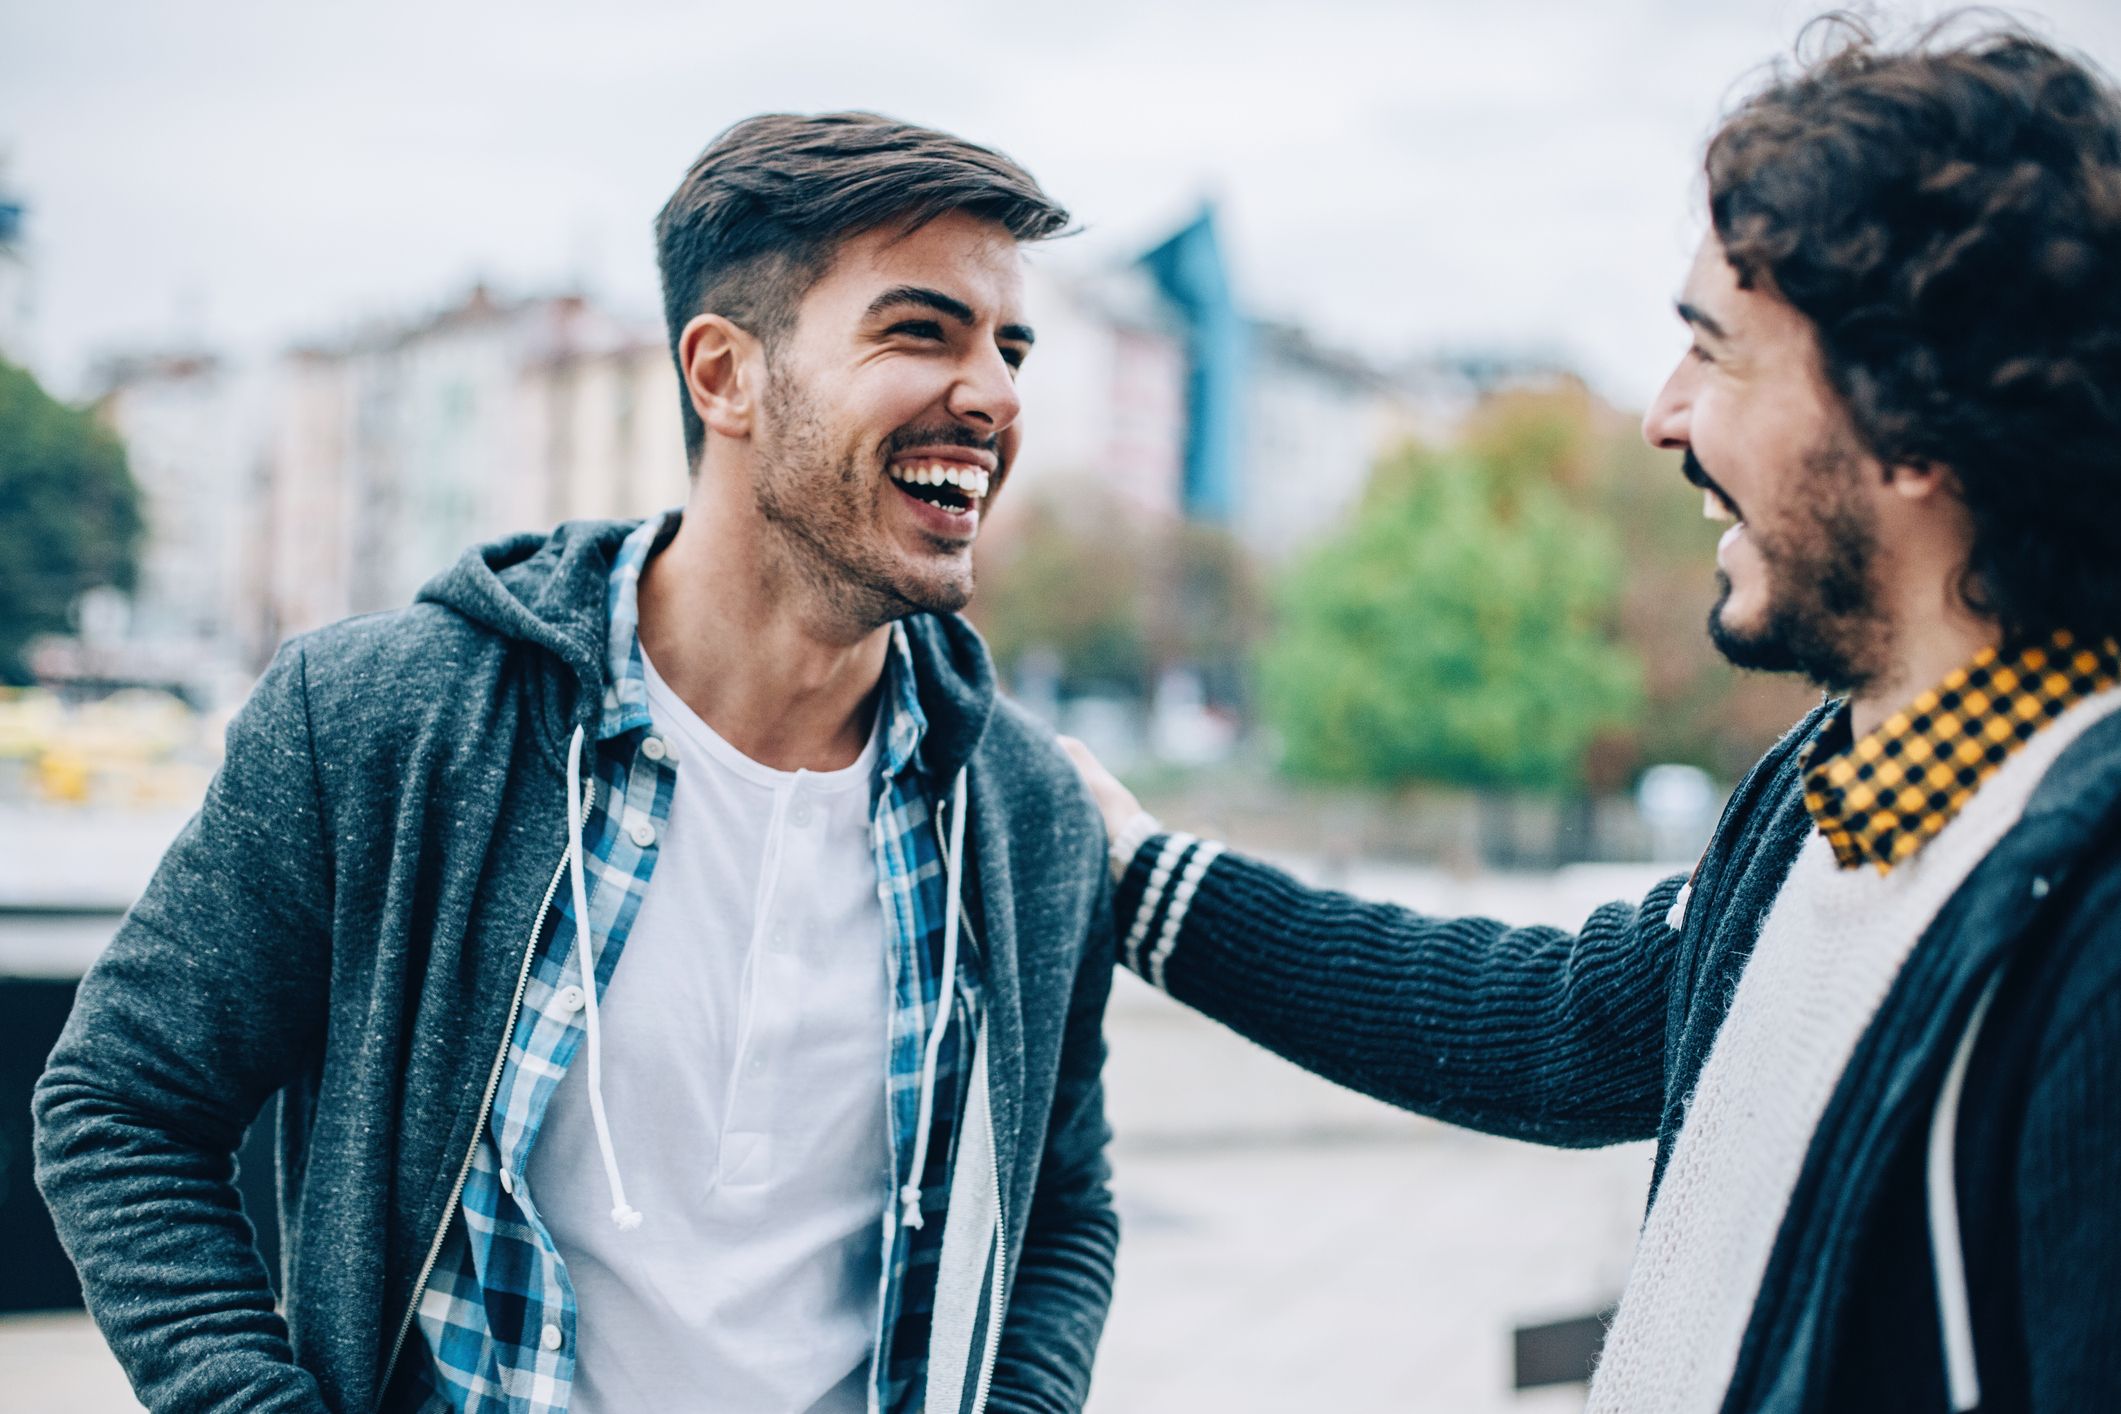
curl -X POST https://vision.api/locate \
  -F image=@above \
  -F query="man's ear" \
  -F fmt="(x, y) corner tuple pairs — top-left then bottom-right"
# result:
(1883, 457), (1955, 498)
(678, 313), (762, 441)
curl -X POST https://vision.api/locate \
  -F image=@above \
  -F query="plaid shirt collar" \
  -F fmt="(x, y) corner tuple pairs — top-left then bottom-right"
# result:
(1801, 628), (2121, 873)
(602, 510), (931, 777)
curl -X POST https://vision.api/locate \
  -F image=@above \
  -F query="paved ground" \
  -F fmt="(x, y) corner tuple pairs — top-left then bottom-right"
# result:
(2, 807), (1667, 1412)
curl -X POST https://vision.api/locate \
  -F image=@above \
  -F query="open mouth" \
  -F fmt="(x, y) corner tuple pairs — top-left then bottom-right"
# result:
(888, 460), (993, 516)
(1683, 451), (1745, 529)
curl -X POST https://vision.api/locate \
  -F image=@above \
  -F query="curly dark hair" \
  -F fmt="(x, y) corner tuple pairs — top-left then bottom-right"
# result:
(1706, 12), (2121, 646)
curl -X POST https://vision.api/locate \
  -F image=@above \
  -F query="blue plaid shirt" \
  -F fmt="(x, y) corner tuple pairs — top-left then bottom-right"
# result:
(412, 513), (978, 1413)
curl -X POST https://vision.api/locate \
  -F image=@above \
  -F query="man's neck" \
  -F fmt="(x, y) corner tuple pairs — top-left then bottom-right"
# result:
(1846, 591), (2000, 739)
(636, 496), (890, 773)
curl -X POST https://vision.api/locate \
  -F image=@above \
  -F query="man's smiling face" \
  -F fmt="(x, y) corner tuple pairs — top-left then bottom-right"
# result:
(1642, 234), (1894, 692)
(746, 208), (1031, 626)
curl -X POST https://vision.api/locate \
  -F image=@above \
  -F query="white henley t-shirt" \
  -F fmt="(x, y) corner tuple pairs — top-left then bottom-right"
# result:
(526, 648), (893, 1413)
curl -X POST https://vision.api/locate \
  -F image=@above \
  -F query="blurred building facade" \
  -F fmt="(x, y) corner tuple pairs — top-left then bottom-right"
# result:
(1011, 261), (1190, 517)
(60, 208), (1539, 699)
(267, 286), (687, 642)
(88, 353), (272, 681)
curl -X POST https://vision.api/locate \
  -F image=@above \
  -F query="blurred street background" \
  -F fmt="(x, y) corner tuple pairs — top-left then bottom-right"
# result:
(6, 1), (2121, 1409)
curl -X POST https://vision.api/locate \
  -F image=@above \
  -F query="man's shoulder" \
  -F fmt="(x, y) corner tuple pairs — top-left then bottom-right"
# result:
(261, 600), (536, 770)
(973, 698), (1105, 857)
(286, 601), (509, 698)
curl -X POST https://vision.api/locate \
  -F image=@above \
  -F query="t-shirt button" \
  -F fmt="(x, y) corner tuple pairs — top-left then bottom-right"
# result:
(556, 985), (586, 1015)
(540, 1323), (564, 1352)
(789, 803), (813, 829)
(628, 820), (657, 848)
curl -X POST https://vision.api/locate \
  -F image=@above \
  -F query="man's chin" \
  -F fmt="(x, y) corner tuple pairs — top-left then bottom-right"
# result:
(1707, 576), (1804, 675)
(882, 559), (974, 619)
(1705, 573), (1878, 692)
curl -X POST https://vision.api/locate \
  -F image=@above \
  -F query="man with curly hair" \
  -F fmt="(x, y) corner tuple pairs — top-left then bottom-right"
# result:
(1066, 17), (2121, 1412)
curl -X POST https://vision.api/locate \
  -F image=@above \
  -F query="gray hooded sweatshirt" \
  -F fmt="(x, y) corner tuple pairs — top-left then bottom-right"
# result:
(33, 519), (1119, 1414)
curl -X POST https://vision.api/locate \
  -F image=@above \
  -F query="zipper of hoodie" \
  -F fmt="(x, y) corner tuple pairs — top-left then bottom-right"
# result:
(969, 1077), (1007, 1414)
(934, 782), (1005, 1414)
(374, 771), (592, 1408)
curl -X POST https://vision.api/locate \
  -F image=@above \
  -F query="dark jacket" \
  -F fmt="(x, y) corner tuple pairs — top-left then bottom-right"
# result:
(1117, 705), (2121, 1410)
(34, 520), (1119, 1414)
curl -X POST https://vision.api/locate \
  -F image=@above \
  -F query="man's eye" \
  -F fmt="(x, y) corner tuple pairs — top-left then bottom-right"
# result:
(1689, 344), (1714, 365)
(888, 320), (946, 341)
(1001, 348), (1026, 371)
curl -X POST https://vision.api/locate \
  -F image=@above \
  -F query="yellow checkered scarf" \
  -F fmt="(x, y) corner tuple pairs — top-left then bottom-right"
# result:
(1802, 628), (2121, 872)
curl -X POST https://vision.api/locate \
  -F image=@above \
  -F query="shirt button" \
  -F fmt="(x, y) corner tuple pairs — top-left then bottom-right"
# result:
(540, 1323), (564, 1352)
(628, 820), (656, 848)
(556, 985), (586, 1014)
(641, 735), (667, 761)
(499, 1168), (515, 1195)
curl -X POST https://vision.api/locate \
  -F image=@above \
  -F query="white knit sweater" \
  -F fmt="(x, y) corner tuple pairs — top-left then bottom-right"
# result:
(1587, 686), (2121, 1413)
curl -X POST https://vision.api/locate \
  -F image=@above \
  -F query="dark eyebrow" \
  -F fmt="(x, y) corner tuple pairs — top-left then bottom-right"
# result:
(866, 285), (1035, 346)
(867, 285), (975, 325)
(1677, 301), (1729, 342)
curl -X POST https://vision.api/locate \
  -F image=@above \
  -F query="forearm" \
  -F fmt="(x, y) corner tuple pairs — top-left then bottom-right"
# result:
(36, 1064), (325, 1413)
(33, 641), (335, 1412)
(1115, 829), (1680, 1146)
(986, 1200), (1120, 1414)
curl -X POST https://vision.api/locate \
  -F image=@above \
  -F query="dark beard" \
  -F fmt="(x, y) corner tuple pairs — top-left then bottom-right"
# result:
(1704, 434), (1890, 695)
(750, 365), (989, 633)
(752, 369), (920, 633)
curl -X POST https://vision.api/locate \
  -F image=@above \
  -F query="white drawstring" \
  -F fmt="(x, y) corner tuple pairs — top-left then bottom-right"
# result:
(568, 724), (642, 1230)
(1927, 968), (2003, 1412)
(900, 767), (969, 1231)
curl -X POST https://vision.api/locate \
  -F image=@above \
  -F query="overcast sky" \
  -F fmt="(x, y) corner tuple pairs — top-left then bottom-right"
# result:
(6, 0), (2121, 410)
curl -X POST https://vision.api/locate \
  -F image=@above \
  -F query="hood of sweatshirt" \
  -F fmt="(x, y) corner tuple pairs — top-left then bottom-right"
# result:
(412, 516), (1000, 782)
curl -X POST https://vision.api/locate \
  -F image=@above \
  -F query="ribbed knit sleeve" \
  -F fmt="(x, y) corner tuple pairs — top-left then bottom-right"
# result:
(1115, 833), (1687, 1148)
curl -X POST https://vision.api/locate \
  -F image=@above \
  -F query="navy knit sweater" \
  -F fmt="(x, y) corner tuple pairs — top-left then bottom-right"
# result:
(1115, 706), (2121, 1411)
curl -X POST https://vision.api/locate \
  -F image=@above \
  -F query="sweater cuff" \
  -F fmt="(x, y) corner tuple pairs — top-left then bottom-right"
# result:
(1113, 829), (1227, 991)
(1108, 809), (1162, 884)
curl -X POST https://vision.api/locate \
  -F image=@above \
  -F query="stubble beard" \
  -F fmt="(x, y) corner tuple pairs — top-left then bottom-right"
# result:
(750, 364), (973, 638)
(1706, 431), (1893, 696)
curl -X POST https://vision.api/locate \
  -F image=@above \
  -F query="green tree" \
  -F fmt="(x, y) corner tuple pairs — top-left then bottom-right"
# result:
(0, 359), (143, 681)
(1261, 439), (1641, 792)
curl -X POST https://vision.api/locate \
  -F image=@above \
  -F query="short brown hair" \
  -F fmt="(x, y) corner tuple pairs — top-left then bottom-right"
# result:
(1706, 14), (2121, 646)
(654, 111), (1069, 464)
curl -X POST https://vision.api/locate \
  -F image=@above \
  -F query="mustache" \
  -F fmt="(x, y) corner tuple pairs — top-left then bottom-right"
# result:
(886, 424), (1001, 459)
(1683, 449), (1743, 520)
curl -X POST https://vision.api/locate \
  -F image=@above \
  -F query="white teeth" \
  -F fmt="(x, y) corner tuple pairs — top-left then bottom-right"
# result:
(890, 462), (993, 500)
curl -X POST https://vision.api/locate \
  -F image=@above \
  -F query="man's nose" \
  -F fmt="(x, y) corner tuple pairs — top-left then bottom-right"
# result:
(1642, 360), (1692, 451)
(948, 346), (1022, 433)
